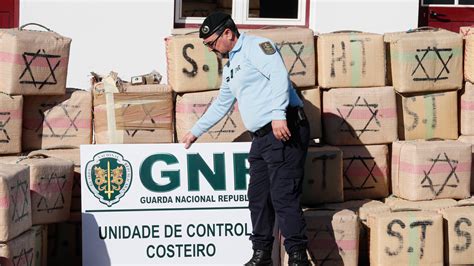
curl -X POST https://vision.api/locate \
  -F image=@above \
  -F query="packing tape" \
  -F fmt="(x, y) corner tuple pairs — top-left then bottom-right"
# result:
(350, 33), (362, 87)
(407, 212), (420, 266)
(424, 96), (435, 139)
(103, 76), (123, 144)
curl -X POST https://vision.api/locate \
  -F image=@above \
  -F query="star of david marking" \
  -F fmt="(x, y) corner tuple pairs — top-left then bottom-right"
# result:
(308, 224), (345, 265)
(12, 247), (34, 266)
(122, 104), (157, 137)
(311, 153), (338, 189)
(0, 111), (11, 143)
(192, 98), (237, 139)
(412, 47), (453, 82)
(19, 49), (61, 90)
(275, 41), (307, 76)
(343, 155), (378, 191)
(32, 103), (81, 139)
(337, 96), (381, 139)
(36, 172), (68, 213)
(421, 152), (459, 196)
(10, 179), (30, 223)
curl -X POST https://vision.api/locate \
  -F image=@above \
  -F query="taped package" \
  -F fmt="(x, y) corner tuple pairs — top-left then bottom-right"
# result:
(0, 229), (35, 266)
(466, 35), (474, 83)
(0, 164), (31, 241)
(397, 90), (458, 140)
(384, 195), (456, 211)
(0, 155), (74, 224)
(460, 26), (474, 38)
(440, 206), (474, 265)
(301, 146), (343, 206)
(247, 27), (316, 87)
(458, 135), (474, 193)
(166, 34), (225, 93)
(281, 209), (359, 266)
(175, 90), (251, 142)
(392, 140), (471, 201)
(323, 87), (397, 145)
(299, 87), (321, 139)
(389, 29), (463, 93)
(29, 149), (81, 212)
(32, 225), (47, 266)
(461, 82), (474, 135)
(0, 24), (71, 95)
(358, 200), (390, 226)
(22, 89), (92, 150)
(339, 145), (390, 200)
(0, 94), (22, 154)
(369, 211), (443, 266)
(317, 32), (385, 88)
(93, 82), (174, 144)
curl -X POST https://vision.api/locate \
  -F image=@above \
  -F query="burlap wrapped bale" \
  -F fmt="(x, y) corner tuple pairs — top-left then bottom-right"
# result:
(175, 90), (251, 142)
(29, 149), (81, 212)
(247, 27), (316, 87)
(317, 32), (385, 88)
(93, 84), (173, 144)
(339, 145), (390, 200)
(466, 35), (474, 83)
(0, 164), (31, 242)
(0, 229), (35, 266)
(301, 146), (343, 206)
(460, 26), (474, 38)
(0, 94), (22, 154)
(392, 140), (471, 201)
(22, 89), (92, 150)
(166, 34), (225, 93)
(389, 29), (463, 93)
(47, 219), (81, 266)
(397, 90), (458, 140)
(323, 87), (397, 145)
(32, 225), (47, 266)
(0, 25), (71, 95)
(358, 200), (390, 226)
(461, 82), (474, 135)
(369, 211), (443, 266)
(384, 195), (456, 211)
(458, 135), (474, 193)
(7, 156), (74, 224)
(299, 87), (321, 140)
(440, 206), (474, 265)
(457, 196), (474, 206)
(384, 31), (406, 86)
(280, 209), (359, 266)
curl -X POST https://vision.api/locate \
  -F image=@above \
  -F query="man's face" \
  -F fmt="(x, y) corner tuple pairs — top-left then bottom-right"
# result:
(203, 29), (230, 58)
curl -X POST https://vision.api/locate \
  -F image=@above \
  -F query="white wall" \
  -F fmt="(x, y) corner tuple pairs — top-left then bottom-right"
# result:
(20, 0), (174, 89)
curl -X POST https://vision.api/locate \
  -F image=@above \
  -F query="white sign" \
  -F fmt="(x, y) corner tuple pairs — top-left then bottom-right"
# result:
(81, 143), (253, 266)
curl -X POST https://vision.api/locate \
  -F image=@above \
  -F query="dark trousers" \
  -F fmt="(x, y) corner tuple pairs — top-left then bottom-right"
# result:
(247, 111), (310, 253)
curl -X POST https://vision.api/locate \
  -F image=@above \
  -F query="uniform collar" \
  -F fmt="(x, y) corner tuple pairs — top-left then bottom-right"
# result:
(229, 33), (245, 58)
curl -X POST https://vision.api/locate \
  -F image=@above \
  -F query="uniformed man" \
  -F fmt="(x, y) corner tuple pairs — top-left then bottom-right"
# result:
(181, 12), (310, 266)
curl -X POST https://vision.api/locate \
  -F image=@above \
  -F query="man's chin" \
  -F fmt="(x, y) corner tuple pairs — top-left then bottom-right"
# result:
(213, 50), (229, 59)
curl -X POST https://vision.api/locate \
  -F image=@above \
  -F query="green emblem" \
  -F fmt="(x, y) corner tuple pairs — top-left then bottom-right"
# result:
(85, 151), (132, 207)
(259, 41), (276, 55)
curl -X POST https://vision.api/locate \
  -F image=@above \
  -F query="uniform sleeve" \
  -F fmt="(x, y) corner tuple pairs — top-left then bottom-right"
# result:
(190, 82), (236, 138)
(247, 39), (289, 120)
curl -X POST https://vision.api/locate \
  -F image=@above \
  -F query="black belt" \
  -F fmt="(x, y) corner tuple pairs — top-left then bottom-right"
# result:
(252, 122), (272, 137)
(251, 106), (307, 138)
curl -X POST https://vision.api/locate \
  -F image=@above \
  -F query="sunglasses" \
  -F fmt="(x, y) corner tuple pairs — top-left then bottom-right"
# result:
(203, 30), (224, 49)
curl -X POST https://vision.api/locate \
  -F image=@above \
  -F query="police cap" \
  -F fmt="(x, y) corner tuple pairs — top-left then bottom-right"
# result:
(199, 12), (231, 39)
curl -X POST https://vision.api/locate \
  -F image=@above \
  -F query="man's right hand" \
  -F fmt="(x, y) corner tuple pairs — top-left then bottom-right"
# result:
(181, 132), (198, 149)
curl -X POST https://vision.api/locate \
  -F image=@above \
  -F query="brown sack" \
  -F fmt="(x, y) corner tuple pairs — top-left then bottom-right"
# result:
(93, 84), (174, 144)
(461, 82), (474, 135)
(28, 149), (81, 212)
(370, 211), (443, 266)
(299, 87), (322, 140)
(440, 206), (474, 265)
(384, 195), (456, 211)
(175, 90), (251, 142)
(0, 229), (35, 266)
(166, 34), (225, 93)
(0, 164), (31, 241)
(32, 225), (47, 266)
(317, 32), (385, 88)
(458, 135), (474, 193)
(466, 35), (474, 83)
(358, 200), (390, 226)
(457, 196), (474, 206)
(323, 87), (398, 145)
(390, 29), (463, 93)
(397, 90), (458, 140)
(247, 27), (316, 87)
(0, 94), (22, 154)
(460, 26), (474, 38)
(22, 89), (92, 150)
(339, 145), (390, 200)
(392, 140), (471, 201)
(301, 146), (343, 206)
(0, 25), (71, 95)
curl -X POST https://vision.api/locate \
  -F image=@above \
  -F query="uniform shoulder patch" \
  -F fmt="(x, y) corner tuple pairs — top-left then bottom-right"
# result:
(259, 41), (276, 55)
